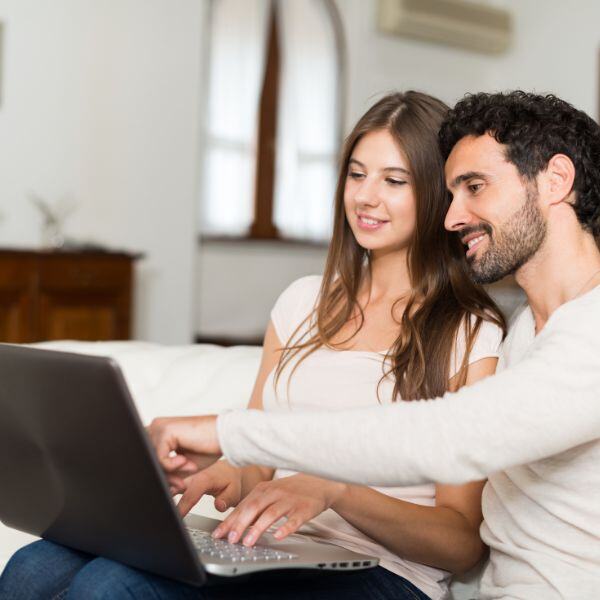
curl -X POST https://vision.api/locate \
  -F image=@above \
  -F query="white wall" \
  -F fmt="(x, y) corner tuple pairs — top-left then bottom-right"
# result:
(339, 0), (499, 123)
(196, 240), (327, 338)
(0, 1), (597, 342)
(196, 0), (597, 338)
(487, 1), (600, 117)
(0, 0), (207, 343)
(338, 0), (600, 124)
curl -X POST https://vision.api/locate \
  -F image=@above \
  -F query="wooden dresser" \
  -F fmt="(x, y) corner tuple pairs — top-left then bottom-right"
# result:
(0, 248), (141, 342)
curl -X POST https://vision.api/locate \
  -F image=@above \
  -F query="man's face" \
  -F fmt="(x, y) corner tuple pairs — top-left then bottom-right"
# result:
(444, 133), (547, 284)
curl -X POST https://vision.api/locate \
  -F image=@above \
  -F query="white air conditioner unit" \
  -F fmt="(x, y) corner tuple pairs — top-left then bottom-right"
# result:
(378, 0), (512, 54)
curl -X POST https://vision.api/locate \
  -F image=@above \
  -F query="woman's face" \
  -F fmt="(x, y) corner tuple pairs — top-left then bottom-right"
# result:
(344, 128), (417, 255)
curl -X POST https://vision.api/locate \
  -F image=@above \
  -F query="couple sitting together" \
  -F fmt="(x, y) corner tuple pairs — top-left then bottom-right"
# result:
(2, 89), (600, 600)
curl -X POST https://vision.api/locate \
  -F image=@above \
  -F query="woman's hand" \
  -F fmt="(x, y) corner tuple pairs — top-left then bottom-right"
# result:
(174, 460), (243, 517)
(147, 415), (222, 485)
(212, 473), (347, 546)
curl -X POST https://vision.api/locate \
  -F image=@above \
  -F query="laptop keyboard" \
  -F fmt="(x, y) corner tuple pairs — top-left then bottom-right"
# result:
(187, 528), (299, 563)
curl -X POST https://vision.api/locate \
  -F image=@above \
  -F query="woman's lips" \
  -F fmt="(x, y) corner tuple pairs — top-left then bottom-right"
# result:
(357, 215), (389, 230)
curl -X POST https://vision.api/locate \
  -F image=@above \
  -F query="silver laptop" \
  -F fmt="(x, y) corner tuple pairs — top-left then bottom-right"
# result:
(0, 344), (378, 587)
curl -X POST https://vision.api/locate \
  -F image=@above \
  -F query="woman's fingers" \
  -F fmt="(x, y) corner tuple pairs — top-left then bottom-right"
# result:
(273, 513), (306, 540)
(211, 476), (329, 546)
(213, 492), (273, 543)
(176, 465), (241, 516)
(241, 503), (292, 546)
(176, 469), (221, 516)
(213, 496), (298, 547)
(167, 475), (187, 496)
(213, 487), (237, 512)
(177, 480), (206, 517)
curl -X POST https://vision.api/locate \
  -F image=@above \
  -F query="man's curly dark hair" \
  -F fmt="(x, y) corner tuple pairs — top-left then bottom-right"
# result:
(439, 90), (600, 237)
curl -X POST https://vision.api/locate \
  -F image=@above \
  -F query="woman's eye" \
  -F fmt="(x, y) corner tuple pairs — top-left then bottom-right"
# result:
(385, 178), (406, 186)
(347, 171), (364, 180)
(468, 183), (483, 194)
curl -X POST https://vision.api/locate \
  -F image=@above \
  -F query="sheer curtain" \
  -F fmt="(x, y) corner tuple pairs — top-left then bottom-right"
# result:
(199, 0), (270, 235)
(273, 0), (341, 241)
(200, 0), (341, 240)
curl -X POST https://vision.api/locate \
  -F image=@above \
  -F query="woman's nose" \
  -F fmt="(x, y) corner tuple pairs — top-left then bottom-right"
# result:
(354, 180), (380, 208)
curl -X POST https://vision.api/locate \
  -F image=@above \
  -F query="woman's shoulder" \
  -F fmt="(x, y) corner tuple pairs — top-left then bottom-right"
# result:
(271, 275), (323, 343)
(278, 275), (323, 302)
(450, 313), (504, 377)
(472, 314), (505, 348)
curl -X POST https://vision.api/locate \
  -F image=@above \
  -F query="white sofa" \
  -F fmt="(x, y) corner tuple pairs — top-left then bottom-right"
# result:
(0, 341), (481, 599)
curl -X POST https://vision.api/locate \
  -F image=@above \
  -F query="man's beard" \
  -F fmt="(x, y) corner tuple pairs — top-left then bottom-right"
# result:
(465, 185), (547, 284)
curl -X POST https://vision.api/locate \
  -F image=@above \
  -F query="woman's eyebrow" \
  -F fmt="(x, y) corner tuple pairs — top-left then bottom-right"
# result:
(348, 158), (364, 168)
(383, 166), (410, 175)
(348, 158), (410, 175)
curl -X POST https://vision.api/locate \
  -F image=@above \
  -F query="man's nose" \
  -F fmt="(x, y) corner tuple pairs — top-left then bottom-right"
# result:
(444, 195), (472, 232)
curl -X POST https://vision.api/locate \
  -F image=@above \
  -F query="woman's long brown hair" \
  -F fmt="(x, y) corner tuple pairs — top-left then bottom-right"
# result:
(275, 91), (506, 401)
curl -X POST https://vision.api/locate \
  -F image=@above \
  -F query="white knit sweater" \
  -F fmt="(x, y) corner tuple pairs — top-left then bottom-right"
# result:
(218, 286), (600, 599)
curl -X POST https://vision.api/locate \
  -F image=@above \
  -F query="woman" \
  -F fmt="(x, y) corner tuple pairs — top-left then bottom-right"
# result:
(0, 91), (506, 600)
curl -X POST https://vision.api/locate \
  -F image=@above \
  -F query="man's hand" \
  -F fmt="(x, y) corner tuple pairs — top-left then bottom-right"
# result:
(147, 415), (222, 490)
(211, 473), (347, 547)
(176, 460), (243, 517)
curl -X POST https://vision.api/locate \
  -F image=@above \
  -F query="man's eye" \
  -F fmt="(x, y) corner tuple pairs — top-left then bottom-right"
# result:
(468, 183), (483, 193)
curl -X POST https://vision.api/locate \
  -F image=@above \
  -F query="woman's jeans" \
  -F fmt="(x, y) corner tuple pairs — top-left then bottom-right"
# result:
(0, 540), (432, 600)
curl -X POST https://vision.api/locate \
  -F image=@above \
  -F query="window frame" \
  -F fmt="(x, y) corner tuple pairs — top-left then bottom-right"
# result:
(199, 0), (347, 246)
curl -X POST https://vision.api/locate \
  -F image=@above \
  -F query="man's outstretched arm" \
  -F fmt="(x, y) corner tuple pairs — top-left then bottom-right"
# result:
(217, 312), (600, 486)
(149, 305), (600, 487)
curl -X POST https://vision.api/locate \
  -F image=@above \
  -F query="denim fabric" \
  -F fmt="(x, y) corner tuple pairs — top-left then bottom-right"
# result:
(0, 540), (91, 600)
(0, 540), (432, 600)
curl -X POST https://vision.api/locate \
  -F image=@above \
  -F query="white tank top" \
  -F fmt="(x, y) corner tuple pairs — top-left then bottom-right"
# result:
(262, 276), (503, 600)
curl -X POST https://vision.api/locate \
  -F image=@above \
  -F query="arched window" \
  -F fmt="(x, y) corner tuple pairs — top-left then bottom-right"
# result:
(199, 0), (344, 242)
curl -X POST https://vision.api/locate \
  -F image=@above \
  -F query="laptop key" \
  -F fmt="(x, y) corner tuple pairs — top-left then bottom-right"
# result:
(187, 527), (299, 563)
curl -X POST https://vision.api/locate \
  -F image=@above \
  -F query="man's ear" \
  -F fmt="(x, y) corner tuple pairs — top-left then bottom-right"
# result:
(541, 153), (576, 206)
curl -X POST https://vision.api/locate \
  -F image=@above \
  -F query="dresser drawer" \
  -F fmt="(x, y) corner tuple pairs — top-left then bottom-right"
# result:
(0, 249), (138, 342)
(38, 255), (132, 291)
(0, 256), (36, 288)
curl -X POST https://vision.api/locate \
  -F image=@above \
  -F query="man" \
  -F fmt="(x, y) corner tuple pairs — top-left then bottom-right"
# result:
(149, 91), (600, 599)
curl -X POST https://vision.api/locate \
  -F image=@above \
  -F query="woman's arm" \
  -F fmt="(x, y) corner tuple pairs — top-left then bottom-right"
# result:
(331, 483), (485, 574)
(330, 357), (497, 574)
